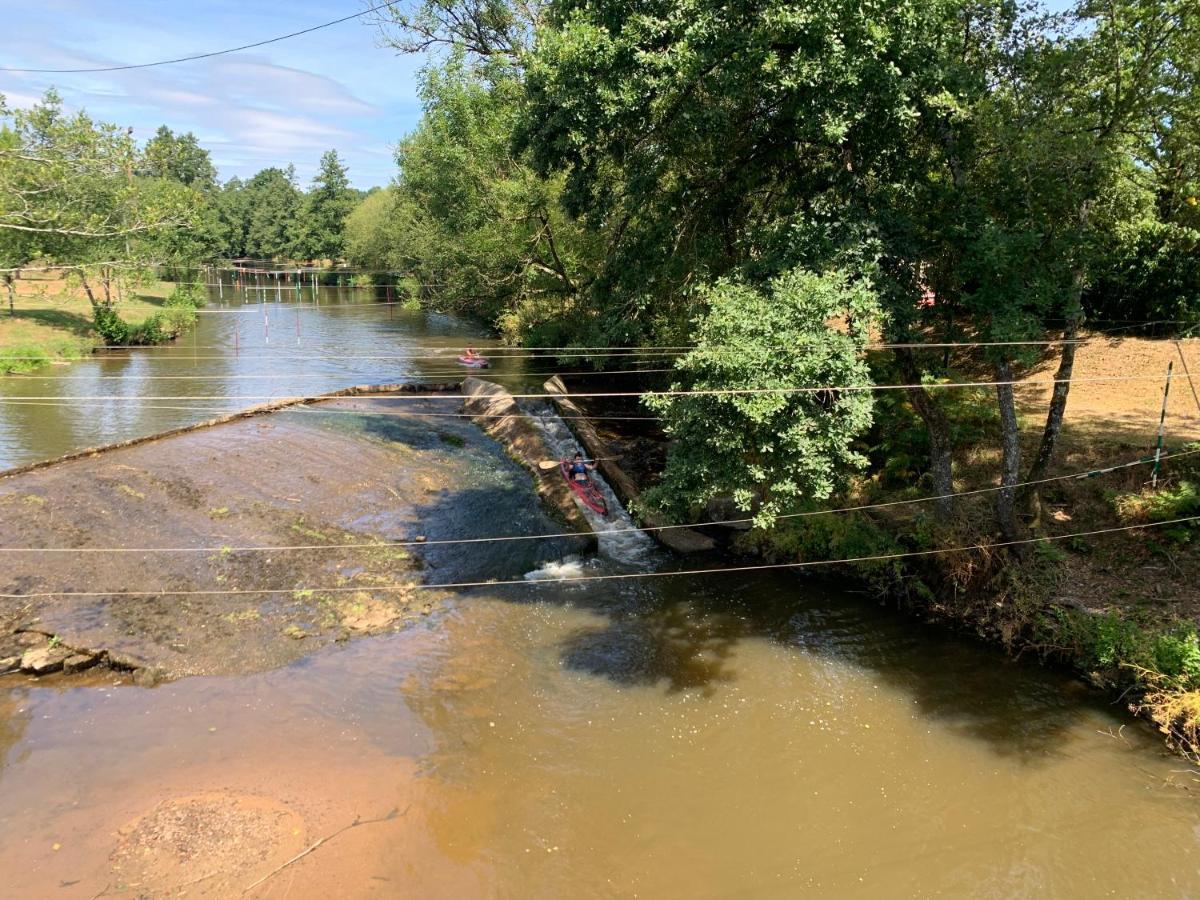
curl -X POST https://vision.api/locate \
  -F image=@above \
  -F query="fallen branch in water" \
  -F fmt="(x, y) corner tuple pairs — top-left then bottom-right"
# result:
(241, 804), (409, 895)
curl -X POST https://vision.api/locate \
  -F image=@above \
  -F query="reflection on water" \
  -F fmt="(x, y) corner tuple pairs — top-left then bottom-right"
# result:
(0, 288), (527, 469)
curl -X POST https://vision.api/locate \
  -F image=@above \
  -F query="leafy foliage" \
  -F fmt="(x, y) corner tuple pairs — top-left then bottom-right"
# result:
(643, 269), (879, 524)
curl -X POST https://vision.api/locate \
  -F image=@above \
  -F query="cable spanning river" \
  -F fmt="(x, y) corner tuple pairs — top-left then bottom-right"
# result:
(0, 288), (522, 470)
(1, 292), (1199, 896)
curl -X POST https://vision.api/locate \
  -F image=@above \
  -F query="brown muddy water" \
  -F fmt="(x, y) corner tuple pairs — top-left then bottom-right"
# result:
(2, 293), (1200, 898)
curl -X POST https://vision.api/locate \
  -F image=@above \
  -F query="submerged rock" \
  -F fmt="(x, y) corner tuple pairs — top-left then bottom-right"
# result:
(63, 653), (98, 675)
(132, 667), (165, 687)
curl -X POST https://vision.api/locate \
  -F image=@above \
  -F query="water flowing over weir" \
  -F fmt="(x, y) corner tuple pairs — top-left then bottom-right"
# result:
(4, 297), (1200, 897)
(524, 400), (658, 569)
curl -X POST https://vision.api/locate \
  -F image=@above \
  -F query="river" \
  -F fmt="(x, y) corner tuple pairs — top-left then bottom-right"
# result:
(1, 291), (1198, 897)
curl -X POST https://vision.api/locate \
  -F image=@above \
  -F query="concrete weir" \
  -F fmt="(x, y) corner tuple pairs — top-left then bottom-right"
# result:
(460, 376), (597, 549)
(542, 376), (715, 554)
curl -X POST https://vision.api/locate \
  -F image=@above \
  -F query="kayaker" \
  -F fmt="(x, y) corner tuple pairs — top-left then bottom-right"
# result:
(568, 451), (595, 484)
(464, 347), (481, 361)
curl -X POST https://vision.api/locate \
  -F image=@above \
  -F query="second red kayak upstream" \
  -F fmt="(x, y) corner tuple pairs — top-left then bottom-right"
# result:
(560, 460), (608, 516)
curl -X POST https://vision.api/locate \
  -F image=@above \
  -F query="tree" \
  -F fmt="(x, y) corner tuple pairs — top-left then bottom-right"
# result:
(344, 187), (401, 270)
(141, 126), (217, 189)
(242, 166), (302, 260)
(0, 90), (199, 325)
(392, 56), (596, 338)
(518, 0), (1197, 540)
(644, 269), (879, 525)
(298, 149), (355, 262)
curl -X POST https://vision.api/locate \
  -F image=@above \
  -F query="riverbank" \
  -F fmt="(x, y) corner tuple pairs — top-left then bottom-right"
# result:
(554, 336), (1200, 758)
(0, 391), (588, 682)
(0, 275), (188, 373)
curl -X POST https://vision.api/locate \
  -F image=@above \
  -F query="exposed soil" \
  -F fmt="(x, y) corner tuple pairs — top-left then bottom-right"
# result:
(0, 392), (582, 681)
(1019, 335), (1200, 448)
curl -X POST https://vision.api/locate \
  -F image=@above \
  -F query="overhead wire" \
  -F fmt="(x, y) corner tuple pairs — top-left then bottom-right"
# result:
(1, 2), (401, 74)
(2, 515), (1196, 599)
(3, 446), (1193, 555)
(0, 372), (1183, 402)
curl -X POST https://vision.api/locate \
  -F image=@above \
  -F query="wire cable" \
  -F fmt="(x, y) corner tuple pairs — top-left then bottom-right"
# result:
(2, 515), (1194, 599)
(3, 447), (1193, 554)
(2, 2), (401, 74)
(0, 372), (1182, 403)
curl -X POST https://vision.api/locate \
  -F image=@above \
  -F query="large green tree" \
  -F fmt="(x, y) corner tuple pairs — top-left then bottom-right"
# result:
(389, 56), (597, 338)
(518, 0), (1196, 536)
(0, 90), (199, 319)
(241, 166), (303, 260)
(141, 126), (218, 189)
(296, 149), (356, 261)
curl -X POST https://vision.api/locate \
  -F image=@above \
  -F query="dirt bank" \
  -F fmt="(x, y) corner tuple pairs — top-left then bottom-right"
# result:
(0, 392), (586, 681)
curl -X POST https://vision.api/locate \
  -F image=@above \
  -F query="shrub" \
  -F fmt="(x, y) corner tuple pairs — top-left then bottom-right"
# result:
(92, 305), (130, 344)
(165, 283), (203, 308)
(0, 344), (49, 374)
(1113, 481), (1200, 523)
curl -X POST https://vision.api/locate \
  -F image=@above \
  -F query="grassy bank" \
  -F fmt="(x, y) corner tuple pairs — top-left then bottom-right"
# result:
(0, 276), (196, 373)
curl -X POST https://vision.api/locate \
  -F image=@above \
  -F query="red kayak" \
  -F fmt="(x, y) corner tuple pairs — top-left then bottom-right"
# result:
(560, 460), (608, 516)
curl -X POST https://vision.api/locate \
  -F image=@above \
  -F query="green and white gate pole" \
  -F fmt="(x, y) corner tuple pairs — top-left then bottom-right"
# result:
(1152, 360), (1174, 488)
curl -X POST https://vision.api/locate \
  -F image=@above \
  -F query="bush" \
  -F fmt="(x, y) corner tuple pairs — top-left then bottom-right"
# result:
(92, 305), (130, 344)
(1113, 480), (1200, 523)
(0, 344), (49, 374)
(866, 378), (999, 488)
(735, 512), (910, 595)
(165, 283), (203, 309)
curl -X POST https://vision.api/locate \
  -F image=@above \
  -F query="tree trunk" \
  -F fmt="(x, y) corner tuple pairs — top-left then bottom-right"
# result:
(79, 274), (99, 309)
(1024, 309), (1083, 490)
(994, 357), (1023, 544)
(896, 348), (955, 521)
(4, 274), (14, 317)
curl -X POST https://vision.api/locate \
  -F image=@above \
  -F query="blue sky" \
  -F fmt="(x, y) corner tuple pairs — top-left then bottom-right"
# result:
(0, 1), (426, 188)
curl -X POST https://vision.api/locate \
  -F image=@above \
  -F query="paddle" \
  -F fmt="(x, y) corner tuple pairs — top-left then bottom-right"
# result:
(536, 457), (614, 471)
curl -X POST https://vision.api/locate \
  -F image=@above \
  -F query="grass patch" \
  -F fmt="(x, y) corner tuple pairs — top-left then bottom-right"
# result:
(436, 431), (466, 448)
(0, 278), (197, 370)
(223, 609), (261, 624)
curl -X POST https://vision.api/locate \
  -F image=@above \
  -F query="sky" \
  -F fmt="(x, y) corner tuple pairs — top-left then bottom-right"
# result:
(0, 0), (427, 189)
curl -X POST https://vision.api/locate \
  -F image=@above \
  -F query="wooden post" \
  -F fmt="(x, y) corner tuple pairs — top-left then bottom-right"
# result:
(1152, 360), (1173, 487)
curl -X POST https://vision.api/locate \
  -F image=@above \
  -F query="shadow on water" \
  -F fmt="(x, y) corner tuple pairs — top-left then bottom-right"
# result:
(483, 568), (1104, 762)
(298, 400), (1103, 762)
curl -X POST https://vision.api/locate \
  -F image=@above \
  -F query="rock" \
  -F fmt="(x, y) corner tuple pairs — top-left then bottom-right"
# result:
(132, 667), (164, 688)
(0, 657), (20, 676)
(16, 632), (47, 648)
(20, 645), (73, 675)
(63, 654), (98, 675)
